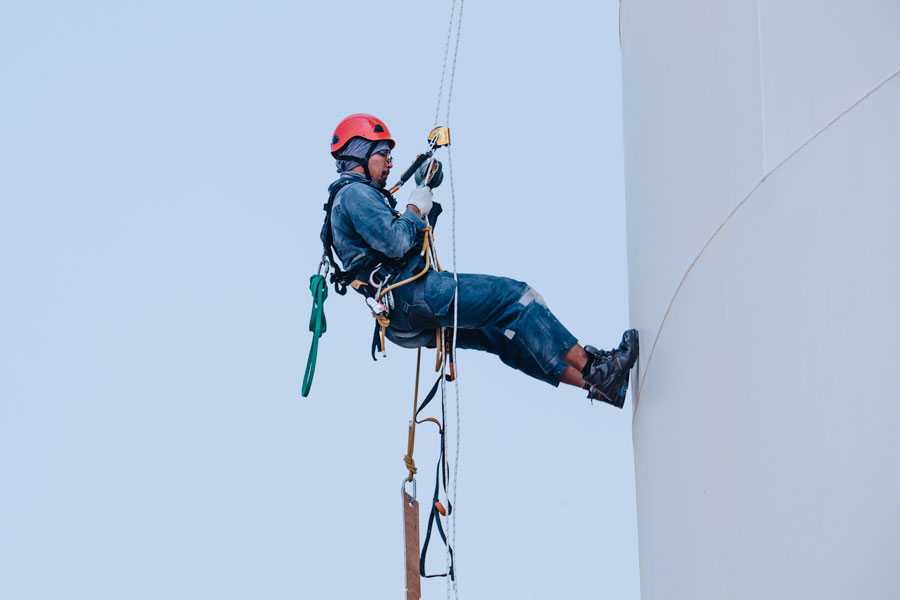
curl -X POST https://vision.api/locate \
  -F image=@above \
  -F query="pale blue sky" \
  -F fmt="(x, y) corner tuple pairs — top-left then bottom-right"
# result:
(1, 2), (637, 598)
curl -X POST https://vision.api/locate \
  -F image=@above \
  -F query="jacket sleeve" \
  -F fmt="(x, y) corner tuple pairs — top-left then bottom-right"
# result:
(341, 184), (428, 259)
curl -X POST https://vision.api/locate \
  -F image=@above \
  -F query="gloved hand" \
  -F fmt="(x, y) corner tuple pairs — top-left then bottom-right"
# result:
(407, 186), (434, 217)
(414, 159), (443, 189)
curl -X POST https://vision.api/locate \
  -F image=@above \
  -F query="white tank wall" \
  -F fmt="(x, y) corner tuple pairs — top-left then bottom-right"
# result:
(621, 2), (900, 598)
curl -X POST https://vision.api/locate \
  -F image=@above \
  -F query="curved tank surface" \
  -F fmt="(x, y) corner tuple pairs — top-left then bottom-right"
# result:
(621, 1), (900, 598)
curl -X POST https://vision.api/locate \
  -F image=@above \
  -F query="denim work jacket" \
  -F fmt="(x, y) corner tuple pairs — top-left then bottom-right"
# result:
(327, 172), (437, 276)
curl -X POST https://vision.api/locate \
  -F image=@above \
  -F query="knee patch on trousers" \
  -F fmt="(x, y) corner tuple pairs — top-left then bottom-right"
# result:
(517, 286), (547, 309)
(507, 288), (569, 379)
(504, 286), (547, 342)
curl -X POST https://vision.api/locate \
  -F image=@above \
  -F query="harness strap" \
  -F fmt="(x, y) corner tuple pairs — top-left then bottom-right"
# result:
(417, 372), (455, 580)
(321, 178), (403, 295)
(320, 179), (355, 295)
(334, 138), (382, 182)
(366, 225), (436, 360)
(416, 373), (448, 419)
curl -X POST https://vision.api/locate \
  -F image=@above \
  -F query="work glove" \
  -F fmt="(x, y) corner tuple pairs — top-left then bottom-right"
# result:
(414, 159), (443, 189)
(407, 186), (434, 217)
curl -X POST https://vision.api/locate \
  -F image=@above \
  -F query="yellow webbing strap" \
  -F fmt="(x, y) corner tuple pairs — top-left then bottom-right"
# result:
(434, 328), (443, 372)
(372, 227), (436, 358)
(404, 348), (423, 481)
(403, 349), (447, 481)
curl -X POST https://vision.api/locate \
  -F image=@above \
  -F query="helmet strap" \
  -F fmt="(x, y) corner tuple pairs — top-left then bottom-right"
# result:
(336, 141), (382, 185)
(361, 140), (380, 183)
(335, 154), (368, 178)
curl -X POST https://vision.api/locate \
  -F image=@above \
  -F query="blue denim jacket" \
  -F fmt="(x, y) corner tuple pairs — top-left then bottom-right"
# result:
(327, 172), (427, 275)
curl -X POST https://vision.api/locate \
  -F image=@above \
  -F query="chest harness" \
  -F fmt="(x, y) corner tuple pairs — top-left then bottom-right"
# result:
(319, 178), (438, 360)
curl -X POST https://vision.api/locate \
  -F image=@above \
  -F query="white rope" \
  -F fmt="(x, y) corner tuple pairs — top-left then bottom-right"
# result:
(446, 146), (461, 600)
(434, 0), (457, 128)
(432, 1), (464, 598)
(444, 0), (464, 125)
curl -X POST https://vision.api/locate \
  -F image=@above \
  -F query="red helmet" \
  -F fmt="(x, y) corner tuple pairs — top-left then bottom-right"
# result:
(330, 113), (395, 157)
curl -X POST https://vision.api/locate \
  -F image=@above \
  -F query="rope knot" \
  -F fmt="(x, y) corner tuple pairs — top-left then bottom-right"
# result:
(403, 454), (418, 477)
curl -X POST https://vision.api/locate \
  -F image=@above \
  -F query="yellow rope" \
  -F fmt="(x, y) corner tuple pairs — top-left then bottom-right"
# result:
(404, 348), (423, 481)
(376, 315), (390, 355)
(372, 227), (439, 359)
(378, 227), (434, 300)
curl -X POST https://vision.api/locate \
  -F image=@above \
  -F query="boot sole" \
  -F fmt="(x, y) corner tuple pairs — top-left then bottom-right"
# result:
(622, 329), (640, 371)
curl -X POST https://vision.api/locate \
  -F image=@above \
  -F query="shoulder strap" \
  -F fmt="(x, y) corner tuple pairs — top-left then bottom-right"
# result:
(321, 179), (415, 296)
(320, 179), (356, 295)
(374, 184), (400, 213)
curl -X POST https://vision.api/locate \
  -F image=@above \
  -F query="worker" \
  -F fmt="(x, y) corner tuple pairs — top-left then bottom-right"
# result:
(322, 114), (638, 407)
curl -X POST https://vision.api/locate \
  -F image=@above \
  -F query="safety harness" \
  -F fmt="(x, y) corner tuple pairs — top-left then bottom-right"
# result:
(317, 170), (457, 579)
(304, 125), (458, 595)
(318, 177), (405, 297)
(319, 176), (440, 359)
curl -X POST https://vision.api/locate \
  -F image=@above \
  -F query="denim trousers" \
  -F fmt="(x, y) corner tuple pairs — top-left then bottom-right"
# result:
(384, 270), (578, 386)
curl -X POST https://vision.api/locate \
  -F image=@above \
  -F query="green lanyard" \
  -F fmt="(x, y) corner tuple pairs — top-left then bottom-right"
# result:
(301, 274), (328, 397)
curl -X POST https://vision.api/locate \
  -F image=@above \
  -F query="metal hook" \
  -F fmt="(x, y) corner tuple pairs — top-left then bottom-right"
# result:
(317, 255), (330, 278)
(401, 476), (417, 504)
(368, 263), (385, 288)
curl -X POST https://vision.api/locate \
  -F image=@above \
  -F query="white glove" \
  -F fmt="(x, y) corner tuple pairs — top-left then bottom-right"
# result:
(407, 186), (434, 217)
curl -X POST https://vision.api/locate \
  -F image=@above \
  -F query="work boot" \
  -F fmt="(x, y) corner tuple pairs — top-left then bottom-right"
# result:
(585, 369), (630, 408)
(582, 329), (639, 401)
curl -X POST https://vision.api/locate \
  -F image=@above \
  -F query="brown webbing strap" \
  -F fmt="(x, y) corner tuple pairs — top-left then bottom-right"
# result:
(402, 490), (421, 600)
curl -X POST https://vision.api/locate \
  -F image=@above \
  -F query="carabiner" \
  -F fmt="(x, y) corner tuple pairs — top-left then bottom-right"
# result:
(368, 263), (385, 288)
(401, 476), (417, 504)
(317, 255), (330, 278)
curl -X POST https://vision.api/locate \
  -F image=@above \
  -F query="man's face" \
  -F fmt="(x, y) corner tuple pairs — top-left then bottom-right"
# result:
(368, 150), (393, 187)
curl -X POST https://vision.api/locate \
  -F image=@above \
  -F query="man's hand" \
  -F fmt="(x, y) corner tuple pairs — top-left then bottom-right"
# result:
(406, 186), (433, 218)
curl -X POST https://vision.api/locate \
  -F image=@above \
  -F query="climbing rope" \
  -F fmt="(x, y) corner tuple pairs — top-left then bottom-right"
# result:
(434, 0), (464, 597)
(301, 270), (328, 397)
(396, 1), (465, 595)
(434, 0), (455, 128)
(445, 144), (461, 600)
